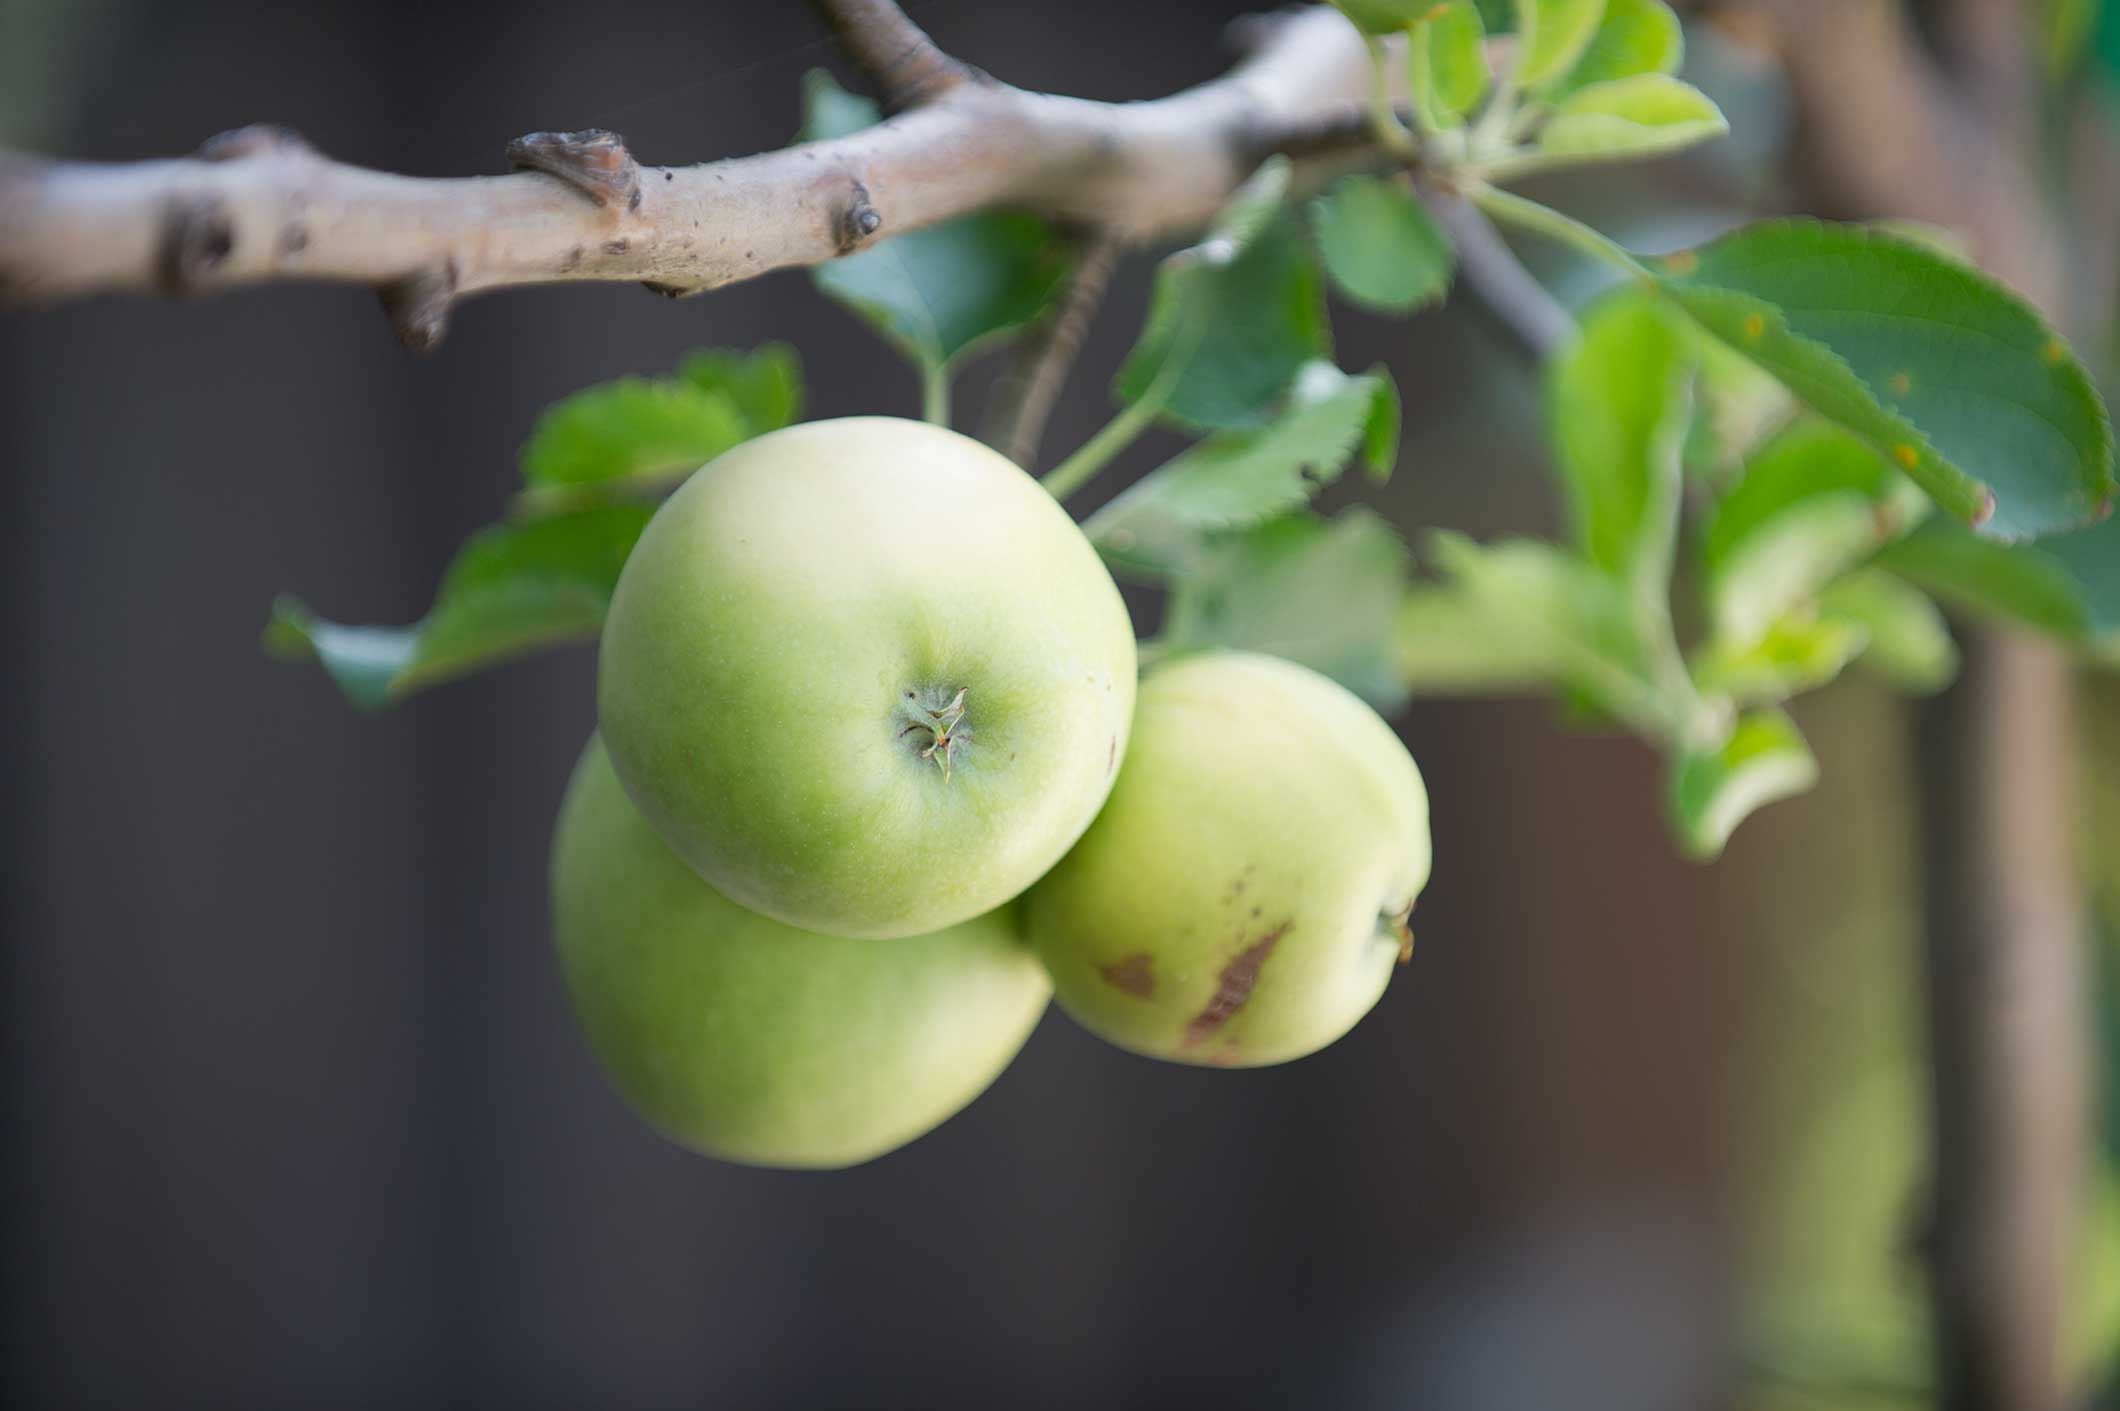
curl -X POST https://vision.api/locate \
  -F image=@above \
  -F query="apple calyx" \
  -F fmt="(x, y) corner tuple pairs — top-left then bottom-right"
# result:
(898, 686), (971, 781)
(1382, 899), (1415, 965)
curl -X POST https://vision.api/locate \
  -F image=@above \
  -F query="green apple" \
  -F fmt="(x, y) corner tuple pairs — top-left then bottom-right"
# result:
(1026, 652), (1431, 1067)
(598, 416), (1136, 940)
(551, 736), (1051, 1169)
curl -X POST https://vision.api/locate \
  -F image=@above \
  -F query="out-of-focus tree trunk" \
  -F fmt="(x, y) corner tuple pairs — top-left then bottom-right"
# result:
(1919, 633), (2090, 1411)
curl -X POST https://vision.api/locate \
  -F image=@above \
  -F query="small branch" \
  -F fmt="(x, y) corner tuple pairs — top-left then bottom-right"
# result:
(982, 234), (1123, 467)
(0, 7), (1392, 349)
(1423, 187), (1575, 362)
(808, 0), (977, 110)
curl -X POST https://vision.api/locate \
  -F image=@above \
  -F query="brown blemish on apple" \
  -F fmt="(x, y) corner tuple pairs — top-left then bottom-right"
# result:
(1183, 921), (1290, 1046)
(1098, 952), (1156, 998)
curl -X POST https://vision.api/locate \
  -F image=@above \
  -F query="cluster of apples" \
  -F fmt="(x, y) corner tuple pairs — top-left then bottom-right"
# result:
(553, 418), (1432, 1168)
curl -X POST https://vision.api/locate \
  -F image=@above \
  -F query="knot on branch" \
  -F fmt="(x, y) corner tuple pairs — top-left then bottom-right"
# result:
(378, 259), (458, 353)
(507, 129), (642, 211)
(154, 197), (236, 295)
(837, 181), (883, 253)
(197, 124), (316, 162)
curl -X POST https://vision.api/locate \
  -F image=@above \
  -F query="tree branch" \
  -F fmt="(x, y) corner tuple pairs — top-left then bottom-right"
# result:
(981, 234), (1122, 467)
(0, 6), (1383, 350)
(808, 0), (977, 110)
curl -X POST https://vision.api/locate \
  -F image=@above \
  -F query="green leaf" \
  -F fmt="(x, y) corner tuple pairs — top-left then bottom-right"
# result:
(265, 505), (652, 708)
(814, 210), (1067, 372)
(1310, 174), (1457, 314)
(1654, 219), (2116, 539)
(1409, 1), (1489, 130)
(1549, 291), (1695, 594)
(1114, 159), (1331, 431)
(1669, 708), (1818, 858)
(1701, 418), (1926, 647)
(1549, 0), (1682, 97)
(1518, 0), (1609, 89)
(1877, 512), (2120, 646)
(2045, 0), (2102, 77)
(674, 342), (802, 433)
(1395, 584), (1582, 693)
(1816, 569), (1959, 693)
(519, 379), (750, 499)
(1088, 362), (1399, 577)
(1159, 509), (1412, 711)
(1683, 333), (1797, 482)
(1537, 74), (1728, 161)
(1691, 613), (1867, 704)
(797, 68), (877, 142)
(1328, 0), (1432, 34)
(516, 343), (803, 513)
(800, 72), (1069, 379)
(1420, 531), (1666, 725)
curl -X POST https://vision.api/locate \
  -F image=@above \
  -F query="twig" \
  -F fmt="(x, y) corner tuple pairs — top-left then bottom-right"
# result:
(1423, 186), (1575, 362)
(0, 7), (1389, 350)
(981, 234), (1123, 467)
(807, 0), (977, 110)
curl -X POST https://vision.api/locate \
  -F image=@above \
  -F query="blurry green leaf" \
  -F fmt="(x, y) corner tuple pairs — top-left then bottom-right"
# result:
(1655, 219), (2116, 539)
(1877, 518), (2092, 639)
(1878, 512), (2120, 648)
(1549, 0), (1682, 97)
(1474, 0), (1516, 30)
(800, 72), (1069, 378)
(1327, 0), (1431, 34)
(1160, 509), (1412, 710)
(815, 211), (1067, 372)
(1395, 584), (1581, 692)
(266, 504), (652, 708)
(1311, 174), (1457, 313)
(1549, 291), (1695, 593)
(2045, 0), (2102, 77)
(1692, 613), (1867, 704)
(1669, 707), (1818, 859)
(1115, 159), (1331, 431)
(674, 343), (802, 433)
(1537, 74), (1728, 161)
(1701, 418), (1924, 646)
(1683, 333), (1797, 482)
(1419, 530), (1673, 729)
(1408, 1), (1489, 129)
(517, 344), (802, 512)
(1816, 569), (1959, 693)
(1518, 0), (1609, 89)
(1088, 363), (1399, 578)
(796, 68), (876, 142)
(520, 380), (748, 497)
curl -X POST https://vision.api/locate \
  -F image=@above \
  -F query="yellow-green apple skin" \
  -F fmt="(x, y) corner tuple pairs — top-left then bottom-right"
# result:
(1026, 652), (1431, 1067)
(597, 416), (1136, 940)
(550, 736), (1051, 1169)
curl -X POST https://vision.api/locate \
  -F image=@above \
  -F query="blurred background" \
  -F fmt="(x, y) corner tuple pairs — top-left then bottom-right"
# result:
(4, 1), (2119, 1407)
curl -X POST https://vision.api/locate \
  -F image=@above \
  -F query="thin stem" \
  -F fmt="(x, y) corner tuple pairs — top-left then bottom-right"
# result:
(1423, 188), (1574, 361)
(1470, 185), (1654, 280)
(1367, 39), (1420, 157)
(982, 235), (1123, 467)
(1039, 387), (1164, 503)
(921, 363), (951, 427)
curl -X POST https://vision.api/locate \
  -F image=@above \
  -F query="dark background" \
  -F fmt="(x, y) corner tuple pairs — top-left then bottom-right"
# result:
(0, 2), (1980, 1407)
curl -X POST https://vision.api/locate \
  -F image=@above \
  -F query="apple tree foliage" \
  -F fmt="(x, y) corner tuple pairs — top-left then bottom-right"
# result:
(266, 0), (2117, 862)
